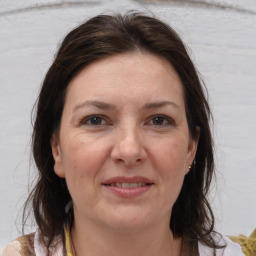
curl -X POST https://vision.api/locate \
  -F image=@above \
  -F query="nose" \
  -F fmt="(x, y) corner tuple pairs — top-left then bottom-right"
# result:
(111, 125), (147, 166)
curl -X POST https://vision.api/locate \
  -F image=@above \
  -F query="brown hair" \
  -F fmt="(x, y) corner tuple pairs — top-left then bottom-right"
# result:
(24, 12), (220, 250)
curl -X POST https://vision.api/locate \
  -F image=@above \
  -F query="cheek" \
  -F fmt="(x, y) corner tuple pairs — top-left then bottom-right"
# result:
(60, 137), (110, 211)
(144, 138), (188, 217)
(61, 136), (110, 190)
(150, 137), (188, 197)
(151, 137), (188, 173)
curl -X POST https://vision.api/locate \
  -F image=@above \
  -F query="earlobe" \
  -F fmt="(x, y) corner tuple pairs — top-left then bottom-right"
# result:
(51, 134), (65, 178)
(185, 142), (197, 175)
(186, 126), (200, 174)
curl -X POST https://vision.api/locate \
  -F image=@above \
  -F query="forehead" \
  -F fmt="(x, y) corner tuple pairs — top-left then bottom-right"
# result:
(65, 52), (185, 107)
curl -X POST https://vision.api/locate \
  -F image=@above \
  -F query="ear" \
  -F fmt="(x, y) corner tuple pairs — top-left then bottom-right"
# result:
(185, 126), (200, 174)
(51, 133), (65, 178)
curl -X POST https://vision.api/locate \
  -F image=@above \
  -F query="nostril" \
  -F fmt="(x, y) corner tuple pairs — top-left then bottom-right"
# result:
(113, 156), (145, 166)
(110, 135), (147, 165)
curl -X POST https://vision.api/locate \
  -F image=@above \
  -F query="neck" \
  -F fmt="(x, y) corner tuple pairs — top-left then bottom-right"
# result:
(71, 217), (182, 256)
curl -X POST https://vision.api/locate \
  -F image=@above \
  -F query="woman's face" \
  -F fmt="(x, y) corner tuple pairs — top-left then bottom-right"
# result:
(52, 52), (198, 232)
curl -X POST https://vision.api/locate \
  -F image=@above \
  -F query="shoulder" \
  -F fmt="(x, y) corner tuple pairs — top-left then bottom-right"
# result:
(228, 230), (256, 256)
(2, 240), (22, 256)
(33, 230), (64, 256)
(2, 231), (64, 256)
(221, 237), (245, 256)
(2, 233), (35, 256)
(198, 236), (245, 256)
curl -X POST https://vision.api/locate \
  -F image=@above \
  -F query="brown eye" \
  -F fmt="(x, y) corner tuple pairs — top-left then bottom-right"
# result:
(152, 116), (165, 125)
(81, 115), (107, 126)
(89, 117), (103, 125)
(148, 115), (173, 126)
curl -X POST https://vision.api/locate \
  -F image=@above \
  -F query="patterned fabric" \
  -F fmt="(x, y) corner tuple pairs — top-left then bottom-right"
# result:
(228, 229), (256, 256)
(198, 236), (245, 256)
(2, 231), (64, 256)
(2, 233), (36, 256)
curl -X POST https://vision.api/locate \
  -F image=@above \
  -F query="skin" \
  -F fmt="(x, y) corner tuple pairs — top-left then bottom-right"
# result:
(51, 52), (198, 256)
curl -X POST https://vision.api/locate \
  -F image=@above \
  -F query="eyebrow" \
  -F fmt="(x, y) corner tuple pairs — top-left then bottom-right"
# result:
(73, 100), (180, 113)
(143, 101), (181, 111)
(73, 100), (116, 113)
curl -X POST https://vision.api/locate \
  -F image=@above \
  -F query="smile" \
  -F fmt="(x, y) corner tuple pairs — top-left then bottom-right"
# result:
(102, 176), (154, 198)
(107, 182), (148, 188)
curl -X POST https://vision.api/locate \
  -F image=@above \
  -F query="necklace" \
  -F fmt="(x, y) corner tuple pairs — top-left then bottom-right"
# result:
(65, 227), (76, 256)
(64, 227), (197, 256)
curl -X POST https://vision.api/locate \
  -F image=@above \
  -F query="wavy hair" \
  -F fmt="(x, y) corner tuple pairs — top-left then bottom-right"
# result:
(24, 12), (220, 250)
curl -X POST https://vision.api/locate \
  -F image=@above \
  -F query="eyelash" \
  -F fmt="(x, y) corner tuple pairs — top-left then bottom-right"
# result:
(79, 114), (174, 127)
(80, 115), (109, 126)
(146, 115), (175, 127)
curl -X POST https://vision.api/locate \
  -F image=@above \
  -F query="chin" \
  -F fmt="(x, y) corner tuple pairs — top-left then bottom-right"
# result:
(102, 207), (156, 232)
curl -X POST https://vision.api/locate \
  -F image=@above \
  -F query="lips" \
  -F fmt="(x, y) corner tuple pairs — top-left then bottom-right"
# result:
(107, 182), (148, 188)
(102, 176), (154, 198)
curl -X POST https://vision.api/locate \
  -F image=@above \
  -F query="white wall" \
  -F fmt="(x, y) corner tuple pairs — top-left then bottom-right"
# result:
(1, 0), (256, 250)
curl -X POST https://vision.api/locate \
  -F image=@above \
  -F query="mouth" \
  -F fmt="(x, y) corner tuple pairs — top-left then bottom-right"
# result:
(104, 182), (152, 188)
(102, 176), (154, 198)
(102, 176), (154, 187)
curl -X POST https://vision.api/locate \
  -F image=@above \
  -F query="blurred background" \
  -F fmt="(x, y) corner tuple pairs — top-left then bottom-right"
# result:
(1, 0), (256, 251)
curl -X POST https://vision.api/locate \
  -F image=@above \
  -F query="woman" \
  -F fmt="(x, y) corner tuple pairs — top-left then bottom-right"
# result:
(3, 12), (244, 256)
